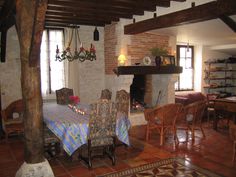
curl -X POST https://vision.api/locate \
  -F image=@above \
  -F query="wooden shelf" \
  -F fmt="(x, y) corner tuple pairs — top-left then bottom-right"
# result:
(113, 65), (182, 75)
(203, 85), (236, 89)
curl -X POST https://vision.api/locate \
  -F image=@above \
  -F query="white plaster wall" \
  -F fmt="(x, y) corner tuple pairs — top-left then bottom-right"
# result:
(0, 26), (21, 109)
(77, 26), (105, 104)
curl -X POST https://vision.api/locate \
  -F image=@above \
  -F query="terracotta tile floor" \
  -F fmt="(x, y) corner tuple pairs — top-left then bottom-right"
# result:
(0, 122), (236, 177)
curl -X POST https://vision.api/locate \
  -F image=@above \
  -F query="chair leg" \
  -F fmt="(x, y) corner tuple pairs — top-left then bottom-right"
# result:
(207, 111), (210, 123)
(160, 128), (164, 146)
(200, 125), (206, 138)
(191, 128), (195, 142)
(233, 141), (236, 163)
(173, 127), (179, 144)
(88, 141), (92, 168)
(146, 125), (149, 141)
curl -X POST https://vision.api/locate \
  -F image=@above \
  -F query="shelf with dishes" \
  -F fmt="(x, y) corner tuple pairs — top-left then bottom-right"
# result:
(204, 57), (236, 96)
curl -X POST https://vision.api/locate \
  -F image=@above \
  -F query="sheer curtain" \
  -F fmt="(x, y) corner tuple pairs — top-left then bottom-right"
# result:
(40, 29), (65, 96)
(64, 27), (80, 96)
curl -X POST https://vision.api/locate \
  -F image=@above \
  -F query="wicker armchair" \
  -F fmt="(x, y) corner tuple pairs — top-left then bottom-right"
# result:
(100, 89), (112, 100)
(206, 93), (220, 123)
(177, 100), (207, 142)
(115, 89), (130, 116)
(79, 99), (117, 168)
(144, 103), (183, 146)
(1, 99), (24, 141)
(56, 87), (74, 105)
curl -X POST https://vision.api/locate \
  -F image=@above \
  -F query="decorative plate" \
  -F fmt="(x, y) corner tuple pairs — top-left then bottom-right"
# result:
(143, 56), (151, 65)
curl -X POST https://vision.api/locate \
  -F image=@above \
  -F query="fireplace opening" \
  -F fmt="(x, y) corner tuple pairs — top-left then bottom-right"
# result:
(130, 75), (146, 112)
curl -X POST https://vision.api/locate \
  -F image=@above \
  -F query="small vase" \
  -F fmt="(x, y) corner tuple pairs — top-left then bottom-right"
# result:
(155, 56), (161, 68)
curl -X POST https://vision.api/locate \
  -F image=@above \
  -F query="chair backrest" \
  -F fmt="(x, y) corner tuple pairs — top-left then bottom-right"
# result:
(184, 100), (206, 125)
(115, 90), (130, 116)
(229, 124), (236, 142)
(145, 103), (183, 126)
(206, 93), (220, 108)
(100, 89), (112, 100)
(56, 88), (74, 105)
(89, 99), (117, 146)
(2, 99), (24, 122)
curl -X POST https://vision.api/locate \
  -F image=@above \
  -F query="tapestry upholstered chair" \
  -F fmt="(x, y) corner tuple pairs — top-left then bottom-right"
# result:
(177, 100), (207, 142)
(100, 89), (112, 100)
(144, 103), (183, 146)
(115, 89), (130, 117)
(229, 124), (236, 163)
(1, 99), (24, 141)
(56, 87), (74, 105)
(43, 124), (61, 159)
(78, 99), (117, 168)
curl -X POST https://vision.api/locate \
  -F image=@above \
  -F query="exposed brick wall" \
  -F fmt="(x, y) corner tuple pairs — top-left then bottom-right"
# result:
(127, 32), (170, 65)
(127, 32), (170, 106)
(104, 23), (118, 74)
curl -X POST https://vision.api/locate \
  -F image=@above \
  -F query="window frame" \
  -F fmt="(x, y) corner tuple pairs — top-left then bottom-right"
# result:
(175, 45), (194, 91)
(41, 27), (65, 95)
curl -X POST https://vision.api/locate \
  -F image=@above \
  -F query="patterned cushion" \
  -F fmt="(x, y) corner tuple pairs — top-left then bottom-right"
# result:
(56, 88), (74, 105)
(115, 90), (130, 116)
(88, 99), (117, 147)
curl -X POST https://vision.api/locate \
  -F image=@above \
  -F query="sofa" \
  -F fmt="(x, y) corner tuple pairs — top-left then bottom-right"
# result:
(175, 92), (206, 106)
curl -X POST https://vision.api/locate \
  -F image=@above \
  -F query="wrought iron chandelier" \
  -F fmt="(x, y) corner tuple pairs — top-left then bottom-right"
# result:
(55, 26), (96, 62)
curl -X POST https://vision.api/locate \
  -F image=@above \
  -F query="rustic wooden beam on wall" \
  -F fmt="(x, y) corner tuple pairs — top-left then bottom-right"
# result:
(0, 0), (15, 30)
(0, 30), (7, 62)
(219, 15), (236, 33)
(124, 0), (236, 34)
(15, 0), (47, 164)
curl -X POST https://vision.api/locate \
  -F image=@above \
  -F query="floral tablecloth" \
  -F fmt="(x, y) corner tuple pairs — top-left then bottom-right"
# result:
(43, 102), (131, 156)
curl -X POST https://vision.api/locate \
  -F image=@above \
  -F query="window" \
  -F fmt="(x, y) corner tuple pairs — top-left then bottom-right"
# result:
(175, 45), (194, 91)
(40, 29), (65, 96)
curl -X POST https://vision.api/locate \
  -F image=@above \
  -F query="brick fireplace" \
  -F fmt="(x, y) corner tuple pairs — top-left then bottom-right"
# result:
(104, 21), (178, 125)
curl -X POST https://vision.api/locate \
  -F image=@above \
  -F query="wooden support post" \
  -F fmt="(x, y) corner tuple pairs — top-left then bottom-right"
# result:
(15, 0), (47, 164)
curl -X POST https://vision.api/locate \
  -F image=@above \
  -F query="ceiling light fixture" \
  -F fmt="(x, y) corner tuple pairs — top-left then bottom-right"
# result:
(56, 25), (96, 62)
(93, 27), (99, 41)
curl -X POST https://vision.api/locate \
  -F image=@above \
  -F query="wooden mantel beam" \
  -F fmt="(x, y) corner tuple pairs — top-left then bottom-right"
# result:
(124, 0), (236, 34)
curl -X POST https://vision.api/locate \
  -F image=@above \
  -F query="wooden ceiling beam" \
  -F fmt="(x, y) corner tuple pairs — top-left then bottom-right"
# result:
(49, 0), (157, 12)
(45, 19), (106, 27)
(47, 2), (145, 16)
(171, 0), (186, 2)
(124, 0), (236, 34)
(47, 6), (134, 19)
(46, 13), (120, 22)
(220, 15), (236, 32)
(46, 17), (111, 25)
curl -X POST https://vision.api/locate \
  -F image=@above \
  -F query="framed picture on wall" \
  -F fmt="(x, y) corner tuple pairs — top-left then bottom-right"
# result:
(160, 55), (175, 66)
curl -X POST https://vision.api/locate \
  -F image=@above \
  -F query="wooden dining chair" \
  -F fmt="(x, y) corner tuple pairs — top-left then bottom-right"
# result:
(177, 100), (207, 142)
(206, 93), (220, 123)
(43, 124), (61, 159)
(115, 89), (130, 117)
(78, 99), (117, 168)
(56, 87), (74, 105)
(144, 103), (183, 146)
(1, 99), (24, 141)
(100, 89), (112, 100)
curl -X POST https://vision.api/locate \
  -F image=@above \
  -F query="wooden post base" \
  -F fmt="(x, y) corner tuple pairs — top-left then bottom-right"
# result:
(15, 159), (54, 177)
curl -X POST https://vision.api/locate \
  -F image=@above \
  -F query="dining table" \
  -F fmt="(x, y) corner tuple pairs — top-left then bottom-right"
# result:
(213, 96), (236, 130)
(43, 102), (131, 156)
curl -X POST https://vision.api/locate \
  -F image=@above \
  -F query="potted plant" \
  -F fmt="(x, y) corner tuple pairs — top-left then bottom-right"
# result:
(149, 47), (168, 67)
